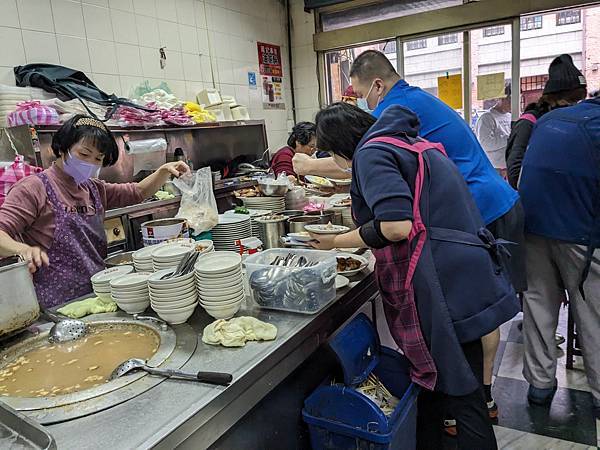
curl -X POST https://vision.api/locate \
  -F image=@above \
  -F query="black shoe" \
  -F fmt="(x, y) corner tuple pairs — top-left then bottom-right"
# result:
(527, 384), (557, 406)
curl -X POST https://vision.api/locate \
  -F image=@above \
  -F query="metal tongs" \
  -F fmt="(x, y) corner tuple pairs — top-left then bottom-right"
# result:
(269, 253), (318, 268)
(161, 250), (201, 280)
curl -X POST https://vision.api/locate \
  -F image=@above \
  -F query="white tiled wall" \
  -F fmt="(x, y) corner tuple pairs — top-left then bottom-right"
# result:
(290, 0), (320, 123)
(0, 0), (294, 150)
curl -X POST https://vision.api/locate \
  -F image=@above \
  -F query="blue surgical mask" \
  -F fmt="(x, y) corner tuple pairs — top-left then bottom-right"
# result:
(357, 98), (372, 114)
(64, 151), (101, 185)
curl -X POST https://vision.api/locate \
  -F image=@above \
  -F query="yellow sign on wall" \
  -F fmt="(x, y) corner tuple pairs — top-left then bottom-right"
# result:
(477, 73), (506, 101)
(437, 74), (463, 109)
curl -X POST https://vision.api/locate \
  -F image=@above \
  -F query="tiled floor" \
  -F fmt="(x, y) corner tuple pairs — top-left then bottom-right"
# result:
(487, 310), (600, 449)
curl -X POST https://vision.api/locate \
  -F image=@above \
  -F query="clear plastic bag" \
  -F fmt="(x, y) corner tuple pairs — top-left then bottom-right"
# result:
(172, 167), (219, 233)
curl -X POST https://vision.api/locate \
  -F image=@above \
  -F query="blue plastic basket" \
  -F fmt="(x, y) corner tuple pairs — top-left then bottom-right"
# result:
(302, 314), (419, 450)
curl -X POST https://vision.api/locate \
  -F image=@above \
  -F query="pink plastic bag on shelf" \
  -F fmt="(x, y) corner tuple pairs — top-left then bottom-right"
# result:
(0, 155), (43, 207)
(7, 101), (60, 127)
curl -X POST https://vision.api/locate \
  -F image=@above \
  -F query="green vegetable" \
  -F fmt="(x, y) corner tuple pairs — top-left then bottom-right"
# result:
(235, 206), (250, 214)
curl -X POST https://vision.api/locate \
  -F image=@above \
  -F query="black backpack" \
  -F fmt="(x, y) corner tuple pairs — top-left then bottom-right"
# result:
(13, 63), (151, 119)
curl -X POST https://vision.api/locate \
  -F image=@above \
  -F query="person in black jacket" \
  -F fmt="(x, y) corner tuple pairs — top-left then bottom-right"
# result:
(505, 54), (587, 189)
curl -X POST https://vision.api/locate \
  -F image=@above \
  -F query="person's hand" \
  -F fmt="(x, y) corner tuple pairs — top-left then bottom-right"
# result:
(287, 174), (298, 185)
(160, 161), (190, 178)
(19, 245), (49, 273)
(292, 153), (313, 176)
(308, 232), (337, 251)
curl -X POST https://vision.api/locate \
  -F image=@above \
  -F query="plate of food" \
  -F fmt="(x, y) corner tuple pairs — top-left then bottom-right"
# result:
(336, 253), (368, 276)
(304, 223), (350, 235)
(288, 232), (313, 242)
(305, 175), (334, 188)
(332, 197), (352, 207)
(327, 178), (351, 186)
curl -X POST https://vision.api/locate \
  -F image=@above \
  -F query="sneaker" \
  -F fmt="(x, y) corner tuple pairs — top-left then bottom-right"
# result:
(555, 334), (566, 346)
(444, 419), (457, 436)
(487, 399), (499, 422)
(527, 384), (557, 406)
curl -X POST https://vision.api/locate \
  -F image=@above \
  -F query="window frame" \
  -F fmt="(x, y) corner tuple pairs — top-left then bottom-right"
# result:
(520, 15), (543, 31)
(556, 10), (581, 25)
(406, 38), (428, 50)
(483, 25), (505, 37)
(438, 33), (459, 46)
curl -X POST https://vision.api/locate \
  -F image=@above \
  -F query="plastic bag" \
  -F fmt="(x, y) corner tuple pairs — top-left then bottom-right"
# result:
(172, 167), (218, 233)
(130, 80), (172, 100)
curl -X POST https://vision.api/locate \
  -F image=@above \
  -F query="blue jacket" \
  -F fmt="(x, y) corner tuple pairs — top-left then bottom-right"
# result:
(373, 79), (519, 225)
(353, 105), (519, 395)
(520, 98), (600, 247)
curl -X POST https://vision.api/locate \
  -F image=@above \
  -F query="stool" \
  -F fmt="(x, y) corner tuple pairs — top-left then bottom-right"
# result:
(565, 302), (583, 369)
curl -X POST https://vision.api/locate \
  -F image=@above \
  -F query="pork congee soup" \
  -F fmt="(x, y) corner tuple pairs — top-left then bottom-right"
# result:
(0, 324), (159, 398)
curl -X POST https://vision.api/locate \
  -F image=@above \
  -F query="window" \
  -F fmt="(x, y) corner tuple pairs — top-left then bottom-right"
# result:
(557, 10), (581, 26)
(483, 25), (505, 37)
(438, 33), (459, 46)
(520, 15), (543, 31)
(406, 39), (427, 50)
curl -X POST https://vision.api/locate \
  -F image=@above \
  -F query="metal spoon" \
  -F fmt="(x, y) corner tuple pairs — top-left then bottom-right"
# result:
(40, 308), (88, 343)
(108, 358), (233, 386)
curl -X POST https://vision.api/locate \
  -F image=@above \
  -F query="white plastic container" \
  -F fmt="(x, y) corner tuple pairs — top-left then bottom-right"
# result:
(245, 249), (337, 314)
(196, 88), (222, 107)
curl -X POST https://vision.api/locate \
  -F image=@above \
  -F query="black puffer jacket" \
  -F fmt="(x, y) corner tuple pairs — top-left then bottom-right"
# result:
(505, 103), (543, 189)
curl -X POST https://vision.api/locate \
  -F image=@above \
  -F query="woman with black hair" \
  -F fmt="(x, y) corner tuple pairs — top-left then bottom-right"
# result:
(270, 121), (316, 178)
(0, 115), (188, 307)
(309, 102), (519, 449)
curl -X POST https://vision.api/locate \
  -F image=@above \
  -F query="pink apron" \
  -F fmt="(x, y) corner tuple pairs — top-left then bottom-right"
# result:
(33, 173), (106, 308)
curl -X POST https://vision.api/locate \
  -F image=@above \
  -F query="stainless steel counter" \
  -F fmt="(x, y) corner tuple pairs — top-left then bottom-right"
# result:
(45, 272), (377, 450)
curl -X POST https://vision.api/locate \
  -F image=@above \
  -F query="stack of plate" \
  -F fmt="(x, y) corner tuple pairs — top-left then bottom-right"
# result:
(148, 270), (198, 324)
(211, 214), (252, 251)
(195, 252), (244, 319)
(91, 266), (134, 302)
(224, 209), (270, 237)
(242, 196), (285, 212)
(110, 272), (151, 314)
(151, 241), (198, 272)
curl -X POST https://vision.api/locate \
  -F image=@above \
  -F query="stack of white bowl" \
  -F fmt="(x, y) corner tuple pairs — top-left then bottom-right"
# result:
(91, 265), (134, 302)
(224, 209), (270, 237)
(148, 270), (198, 324)
(151, 241), (198, 271)
(110, 272), (151, 314)
(132, 245), (157, 272)
(195, 251), (244, 319)
(211, 214), (252, 251)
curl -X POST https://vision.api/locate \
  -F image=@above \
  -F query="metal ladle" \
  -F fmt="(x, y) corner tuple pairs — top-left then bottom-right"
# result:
(40, 309), (88, 343)
(108, 358), (233, 386)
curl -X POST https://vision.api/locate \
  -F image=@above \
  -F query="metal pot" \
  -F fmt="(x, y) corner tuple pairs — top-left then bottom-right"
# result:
(257, 182), (289, 197)
(255, 217), (287, 249)
(306, 209), (335, 225)
(104, 251), (136, 268)
(287, 216), (319, 234)
(0, 256), (40, 337)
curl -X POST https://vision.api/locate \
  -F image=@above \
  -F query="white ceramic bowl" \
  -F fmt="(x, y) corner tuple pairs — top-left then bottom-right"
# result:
(149, 269), (195, 285)
(151, 297), (197, 310)
(150, 291), (197, 304)
(149, 282), (196, 296)
(194, 251), (242, 274)
(198, 285), (244, 297)
(91, 265), (134, 284)
(195, 267), (242, 280)
(116, 298), (149, 314)
(199, 294), (244, 306)
(154, 302), (197, 324)
(112, 291), (149, 301)
(200, 302), (241, 319)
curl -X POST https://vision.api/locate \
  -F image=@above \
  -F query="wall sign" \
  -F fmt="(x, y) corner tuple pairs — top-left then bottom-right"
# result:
(257, 42), (285, 110)
(248, 71), (257, 90)
(437, 73), (463, 110)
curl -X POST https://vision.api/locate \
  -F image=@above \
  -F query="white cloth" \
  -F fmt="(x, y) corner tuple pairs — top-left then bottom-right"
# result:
(475, 109), (511, 169)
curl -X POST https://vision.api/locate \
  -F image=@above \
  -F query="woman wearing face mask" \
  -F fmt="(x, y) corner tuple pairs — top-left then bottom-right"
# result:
(309, 102), (519, 449)
(0, 115), (189, 308)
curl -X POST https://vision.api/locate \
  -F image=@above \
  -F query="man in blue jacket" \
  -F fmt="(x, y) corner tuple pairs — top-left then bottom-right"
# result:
(350, 50), (524, 423)
(519, 98), (600, 419)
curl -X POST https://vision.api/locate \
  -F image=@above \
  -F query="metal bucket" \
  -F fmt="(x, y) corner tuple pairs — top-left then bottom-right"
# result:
(0, 257), (40, 337)
(287, 216), (319, 234)
(255, 217), (287, 249)
(104, 251), (136, 268)
(306, 209), (336, 225)
(140, 218), (189, 246)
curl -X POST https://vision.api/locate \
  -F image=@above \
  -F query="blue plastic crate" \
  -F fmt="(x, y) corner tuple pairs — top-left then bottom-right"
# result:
(302, 314), (419, 450)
